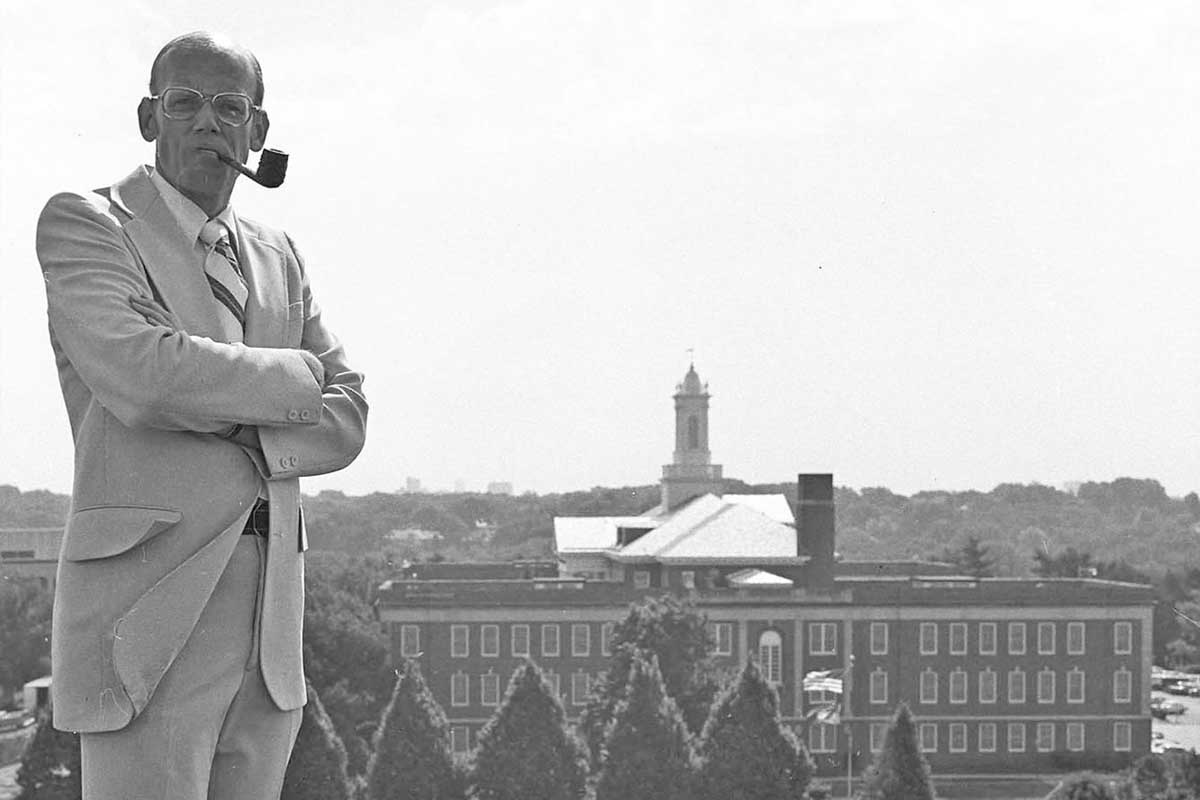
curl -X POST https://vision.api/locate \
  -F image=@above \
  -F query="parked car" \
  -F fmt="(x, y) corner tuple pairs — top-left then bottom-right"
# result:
(1152, 698), (1187, 720)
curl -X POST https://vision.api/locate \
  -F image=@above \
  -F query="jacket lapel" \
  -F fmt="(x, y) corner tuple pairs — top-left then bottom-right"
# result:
(115, 169), (224, 341)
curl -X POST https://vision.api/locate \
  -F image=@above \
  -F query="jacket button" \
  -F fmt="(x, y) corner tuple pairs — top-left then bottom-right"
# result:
(289, 456), (299, 467)
(287, 410), (299, 421)
(279, 457), (290, 468)
(300, 409), (312, 421)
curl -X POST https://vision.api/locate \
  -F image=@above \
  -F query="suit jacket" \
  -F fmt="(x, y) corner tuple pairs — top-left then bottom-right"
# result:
(36, 165), (368, 733)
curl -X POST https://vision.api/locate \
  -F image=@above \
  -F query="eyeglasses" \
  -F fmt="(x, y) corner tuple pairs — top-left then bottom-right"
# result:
(150, 87), (259, 127)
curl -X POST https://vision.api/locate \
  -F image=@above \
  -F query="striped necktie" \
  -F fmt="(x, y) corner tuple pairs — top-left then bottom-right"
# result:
(199, 219), (247, 343)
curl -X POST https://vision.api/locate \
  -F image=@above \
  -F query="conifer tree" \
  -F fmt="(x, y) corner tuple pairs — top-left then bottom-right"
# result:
(855, 703), (936, 800)
(280, 681), (354, 800)
(595, 655), (694, 800)
(364, 659), (463, 800)
(15, 713), (81, 800)
(695, 660), (813, 800)
(471, 661), (589, 800)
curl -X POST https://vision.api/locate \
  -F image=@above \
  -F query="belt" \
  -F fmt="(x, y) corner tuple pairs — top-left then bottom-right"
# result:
(242, 500), (269, 537)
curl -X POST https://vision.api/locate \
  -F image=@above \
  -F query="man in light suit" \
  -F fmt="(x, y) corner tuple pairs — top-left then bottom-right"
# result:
(36, 31), (367, 799)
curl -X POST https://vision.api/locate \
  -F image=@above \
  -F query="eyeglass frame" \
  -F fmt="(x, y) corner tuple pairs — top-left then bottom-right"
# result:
(147, 86), (262, 127)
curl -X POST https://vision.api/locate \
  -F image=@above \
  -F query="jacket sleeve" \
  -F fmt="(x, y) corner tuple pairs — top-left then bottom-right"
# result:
(257, 234), (368, 479)
(37, 190), (324, 432)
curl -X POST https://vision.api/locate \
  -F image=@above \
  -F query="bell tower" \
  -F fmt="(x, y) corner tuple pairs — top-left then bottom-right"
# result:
(661, 363), (724, 511)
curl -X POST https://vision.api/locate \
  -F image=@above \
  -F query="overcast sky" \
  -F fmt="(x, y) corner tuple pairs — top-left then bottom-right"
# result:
(2, 1), (1198, 498)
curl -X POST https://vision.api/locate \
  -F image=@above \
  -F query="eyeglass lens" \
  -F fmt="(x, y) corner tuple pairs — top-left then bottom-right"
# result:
(161, 88), (251, 125)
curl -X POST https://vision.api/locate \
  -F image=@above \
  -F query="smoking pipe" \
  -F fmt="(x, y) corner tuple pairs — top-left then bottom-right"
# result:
(216, 148), (289, 188)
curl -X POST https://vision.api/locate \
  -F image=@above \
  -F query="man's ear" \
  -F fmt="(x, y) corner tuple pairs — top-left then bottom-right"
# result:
(250, 109), (269, 152)
(137, 97), (158, 142)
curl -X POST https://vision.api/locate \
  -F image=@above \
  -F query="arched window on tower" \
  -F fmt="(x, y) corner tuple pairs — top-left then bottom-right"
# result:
(687, 415), (700, 449)
(759, 630), (783, 686)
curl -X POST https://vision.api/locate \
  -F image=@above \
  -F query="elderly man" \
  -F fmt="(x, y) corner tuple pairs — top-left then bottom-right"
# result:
(36, 31), (367, 800)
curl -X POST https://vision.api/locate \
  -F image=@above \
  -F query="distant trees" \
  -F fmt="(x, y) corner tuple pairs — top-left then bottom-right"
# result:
(931, 535), (994, 578)
(855, 703), (935, 800)
(470, 663), (589, 800)
(364, 660), (463, 800)
(1044, 772), (1115, 800)
(280, 682), (354, 800)
(694, 660), (813, 800)
(0, 577), (52, 703)
(15, 713), (80, 800)
(580, 595), (722, 762)
(595, 655), (694, 800)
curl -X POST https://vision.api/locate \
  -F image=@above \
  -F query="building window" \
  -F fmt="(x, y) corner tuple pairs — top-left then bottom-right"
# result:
(512, 624), (530, 657)
(870, 622), (888, 655)
(1114, 722), (1131, 752)
(1114, 622), (1132, 655)
(1008, 723), (1026, 753)
(870, 669), (888, 705)
(949, 623), (967, 655)
(1036, 723), (1055, 752)
(809, 722), (837, 753)
(481, 673), (500, 706)
(682, 571), (695, 589)
(1114, 668), (1132, 703)
(481, 624), (499, 657)
(949, 723), (967, 753)
(634, 571), (651, 589)
(1038, 622), (1056, 655)
(451, 673), (469, 706)
(571, 673), (590, 706)
(979, 669), (997, 704)
(870, 723), (887, 752)
(949, 670), (967, 704)
(451, 726), (470, 754)
(1008, 668), (1026, 704)
(920, 723), (937, 753)
(542, 624), (560, 657)
(572, 624), (590, 657)
(601, 622), (614, 656)
(809, 623), (837, 655)
(920, 623), (938, 655)
(1066, 722), (1085, 752)
(545, 671), (560, 698)
(400, 625), (420, 657)
(712, 623), (733, 656)
(1008, 622), (1026, 655)
(979, 722), (997, 753)
(1067, 669), (1085, 704)
(687, 415), (700, 449)
(0, 550), (35, 561)
(1037, 669), (1055, 704)
(979, 622), (997, 655)
(1067, 621), (1085, 655)
(759, 630), (783, 685)
(451, 625), (469, 658)
(920, 670), (938, 704)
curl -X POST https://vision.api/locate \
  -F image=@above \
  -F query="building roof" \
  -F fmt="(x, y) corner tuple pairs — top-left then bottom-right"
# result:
(677, 364), (706, 395)
(554, 493), (799, 563)
(727, 568), (794, 587)
(612, 494), (800, 563)
(723, 494), (793, 523)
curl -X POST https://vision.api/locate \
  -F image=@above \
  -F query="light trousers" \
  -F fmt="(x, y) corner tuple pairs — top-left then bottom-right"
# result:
(80, 535), (302, 800)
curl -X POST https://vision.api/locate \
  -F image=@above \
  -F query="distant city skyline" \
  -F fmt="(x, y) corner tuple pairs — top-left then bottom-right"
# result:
(3, 2), (1197, 501)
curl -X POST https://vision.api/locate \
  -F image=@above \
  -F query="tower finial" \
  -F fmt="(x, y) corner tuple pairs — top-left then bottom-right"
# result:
(686, 347), (694, 368)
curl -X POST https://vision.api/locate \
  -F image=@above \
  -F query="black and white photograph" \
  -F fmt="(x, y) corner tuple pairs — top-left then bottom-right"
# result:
(1, 2), (1198, 799)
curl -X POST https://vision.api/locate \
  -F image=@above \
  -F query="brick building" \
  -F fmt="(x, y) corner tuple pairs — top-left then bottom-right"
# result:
(375, 366), (1154, 776)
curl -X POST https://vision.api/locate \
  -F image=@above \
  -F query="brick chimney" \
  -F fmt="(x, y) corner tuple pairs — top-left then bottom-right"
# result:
(797, 473), (835, 587)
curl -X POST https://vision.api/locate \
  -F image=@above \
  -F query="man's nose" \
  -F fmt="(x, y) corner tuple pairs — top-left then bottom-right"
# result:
(190, 99), (223, 132)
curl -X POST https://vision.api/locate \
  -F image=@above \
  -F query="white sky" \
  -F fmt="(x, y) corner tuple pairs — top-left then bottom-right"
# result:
(2, 0), (1199, 498)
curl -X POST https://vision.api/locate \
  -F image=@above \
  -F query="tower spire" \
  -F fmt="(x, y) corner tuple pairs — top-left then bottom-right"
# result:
(661, 361), (723, 511)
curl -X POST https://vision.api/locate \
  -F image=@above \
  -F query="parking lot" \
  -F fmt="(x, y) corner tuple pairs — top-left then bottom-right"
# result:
(1153, 689), (1200, 752)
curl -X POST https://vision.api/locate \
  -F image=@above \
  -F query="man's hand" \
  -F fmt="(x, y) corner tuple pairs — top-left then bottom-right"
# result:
(130, 294), (184, 331)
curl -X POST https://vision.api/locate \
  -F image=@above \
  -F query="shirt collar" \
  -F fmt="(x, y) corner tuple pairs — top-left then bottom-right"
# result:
(148, 167), (240, 252)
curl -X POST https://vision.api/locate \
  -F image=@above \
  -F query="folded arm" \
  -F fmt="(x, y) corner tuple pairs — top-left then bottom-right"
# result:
(37, 191), (324, 433)
(255, 233), (368, 480)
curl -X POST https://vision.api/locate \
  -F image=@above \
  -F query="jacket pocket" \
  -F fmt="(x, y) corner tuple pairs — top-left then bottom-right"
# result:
(62, 505), (183, 561)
